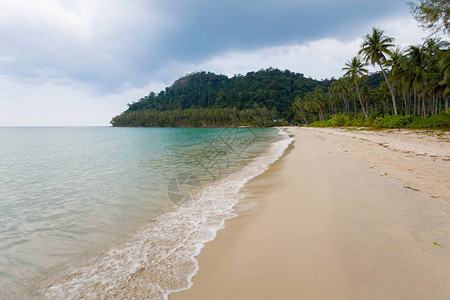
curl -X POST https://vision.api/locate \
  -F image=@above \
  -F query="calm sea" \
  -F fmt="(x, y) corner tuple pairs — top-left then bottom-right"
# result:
(0, 127), (292, 299)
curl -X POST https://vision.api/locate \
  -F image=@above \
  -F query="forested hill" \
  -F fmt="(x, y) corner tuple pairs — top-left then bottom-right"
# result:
(111, 69), (328, 127)
(111, 68), (384, 127)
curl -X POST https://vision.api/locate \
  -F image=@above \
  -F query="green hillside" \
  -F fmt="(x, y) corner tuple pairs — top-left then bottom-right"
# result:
(111, 68), (332, 127)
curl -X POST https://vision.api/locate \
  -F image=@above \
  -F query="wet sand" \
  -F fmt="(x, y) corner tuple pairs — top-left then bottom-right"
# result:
(171, 127), (450, 300)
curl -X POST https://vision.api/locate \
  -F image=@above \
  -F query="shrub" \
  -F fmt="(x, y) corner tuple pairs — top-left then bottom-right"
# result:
(349, 116), (369, 127)
(406, 113), (449, 129)
(375, 115), (414, 128)
(307, 119), (332, 127)
(330, 114), (349, 127)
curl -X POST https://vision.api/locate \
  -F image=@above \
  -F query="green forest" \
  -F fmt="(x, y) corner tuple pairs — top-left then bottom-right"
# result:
(112, 0), (450, 129)
(111, 69), (334, 127)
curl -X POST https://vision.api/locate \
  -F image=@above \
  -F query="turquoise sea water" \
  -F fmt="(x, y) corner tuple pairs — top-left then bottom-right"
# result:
(0, 127), (291, 299)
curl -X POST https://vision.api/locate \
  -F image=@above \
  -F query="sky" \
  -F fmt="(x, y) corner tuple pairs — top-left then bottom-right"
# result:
(0, 0), (433, 126)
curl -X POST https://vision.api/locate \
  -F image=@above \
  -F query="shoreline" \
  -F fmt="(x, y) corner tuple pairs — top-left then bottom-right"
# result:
(171, 127), (450, 299)
(39, 128), (292, 299)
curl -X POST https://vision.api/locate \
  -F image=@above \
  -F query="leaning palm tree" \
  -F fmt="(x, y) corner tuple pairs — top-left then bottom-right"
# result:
(343, 56), (369, 118)
(292, 96), (308, 124)
(359, 28), (398, 115)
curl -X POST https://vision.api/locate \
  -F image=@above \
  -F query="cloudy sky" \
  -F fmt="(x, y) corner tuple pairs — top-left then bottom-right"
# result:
(0, 0), (431, 126)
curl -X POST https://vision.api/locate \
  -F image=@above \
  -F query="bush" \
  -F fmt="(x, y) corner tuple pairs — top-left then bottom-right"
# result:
(307, 119), (332, 127)
(406, 113), (449, 129)
(348, 116), (369, 127)
(330, 114), (349, 127)
(375, 115), (414, 128)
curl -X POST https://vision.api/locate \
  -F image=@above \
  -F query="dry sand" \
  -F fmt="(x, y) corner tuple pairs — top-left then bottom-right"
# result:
(171, 127), (450, 300)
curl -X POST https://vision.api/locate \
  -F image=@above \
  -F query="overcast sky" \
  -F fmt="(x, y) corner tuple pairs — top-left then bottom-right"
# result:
(0, 0), (432, 126)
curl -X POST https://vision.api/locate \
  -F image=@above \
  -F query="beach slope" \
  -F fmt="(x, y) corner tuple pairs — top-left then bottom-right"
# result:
(171, 127), (450, 300)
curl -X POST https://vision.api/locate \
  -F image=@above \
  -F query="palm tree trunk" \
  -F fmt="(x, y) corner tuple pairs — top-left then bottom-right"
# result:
(413, 89), (417, 115)
(379, 65), (398, 115)
(366, 99), (369, 116)
(300, 109), (307, 124)
(355, 82), (368, 118)
(422, 95), (426, 117)
(402, 91), (408, 115)
(433, 95), (437, 115)
(343, 96), (350, 115)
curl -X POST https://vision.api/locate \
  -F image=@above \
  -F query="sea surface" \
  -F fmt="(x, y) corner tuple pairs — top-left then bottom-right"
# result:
(0, 127), (292, 299)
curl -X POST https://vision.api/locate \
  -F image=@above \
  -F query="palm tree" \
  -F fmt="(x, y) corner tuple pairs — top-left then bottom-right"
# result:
(337, 77), (352, 115)
(292, 96), (308, 124)
(440, 50), (450, 107)
(360, 85), (373, 115)
(328, 82), (341, 115)
(312, 86), (327, 121)
(386, 46), (405, 79)
(359, 28), (398, 115)
(386, 46), (408, 113)
(377, 82), (392, 115)
(303, 88), (327, 121)
(423, 40), (446, 115)
(404, 45), (428, 116)
(343, 56), (369, 118)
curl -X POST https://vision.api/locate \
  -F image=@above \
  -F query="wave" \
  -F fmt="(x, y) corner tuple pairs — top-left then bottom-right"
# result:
(42, 128), (293, 299)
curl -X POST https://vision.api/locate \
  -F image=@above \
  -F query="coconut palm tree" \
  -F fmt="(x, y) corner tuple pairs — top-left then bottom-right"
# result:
(404, 45), (429, 116)
(360, 85), (373, 115)
(302, 88), (327, 121)
(328, 82), (341, 115)
(376, 82), (392, 115)
(336, 77), (352, 115)
(292, 96), (308, 124)
(440, 50), (450, 106)
(312, 86), (327, 121)
(359, 28), (398, 115)
(422, 39), (447, 115)
(386, 46), (405, 79)
(386, 46), (409, 113)
(343, 56), (369, 118)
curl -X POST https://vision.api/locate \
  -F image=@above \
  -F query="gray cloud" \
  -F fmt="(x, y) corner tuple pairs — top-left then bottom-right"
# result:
(0, 0), (410, 94)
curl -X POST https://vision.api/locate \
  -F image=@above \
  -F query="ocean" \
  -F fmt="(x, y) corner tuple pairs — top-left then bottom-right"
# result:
(0, 127), (292, 299)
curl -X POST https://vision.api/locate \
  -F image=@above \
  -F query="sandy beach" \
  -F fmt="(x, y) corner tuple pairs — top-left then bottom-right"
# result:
(171, 127), (450, 300)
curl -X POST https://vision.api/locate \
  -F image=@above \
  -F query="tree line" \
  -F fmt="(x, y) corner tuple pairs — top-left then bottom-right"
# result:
(111, 106), (278, 127)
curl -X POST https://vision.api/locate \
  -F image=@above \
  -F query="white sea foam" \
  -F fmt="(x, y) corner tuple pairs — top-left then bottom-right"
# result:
(42, 128), (293, 299)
